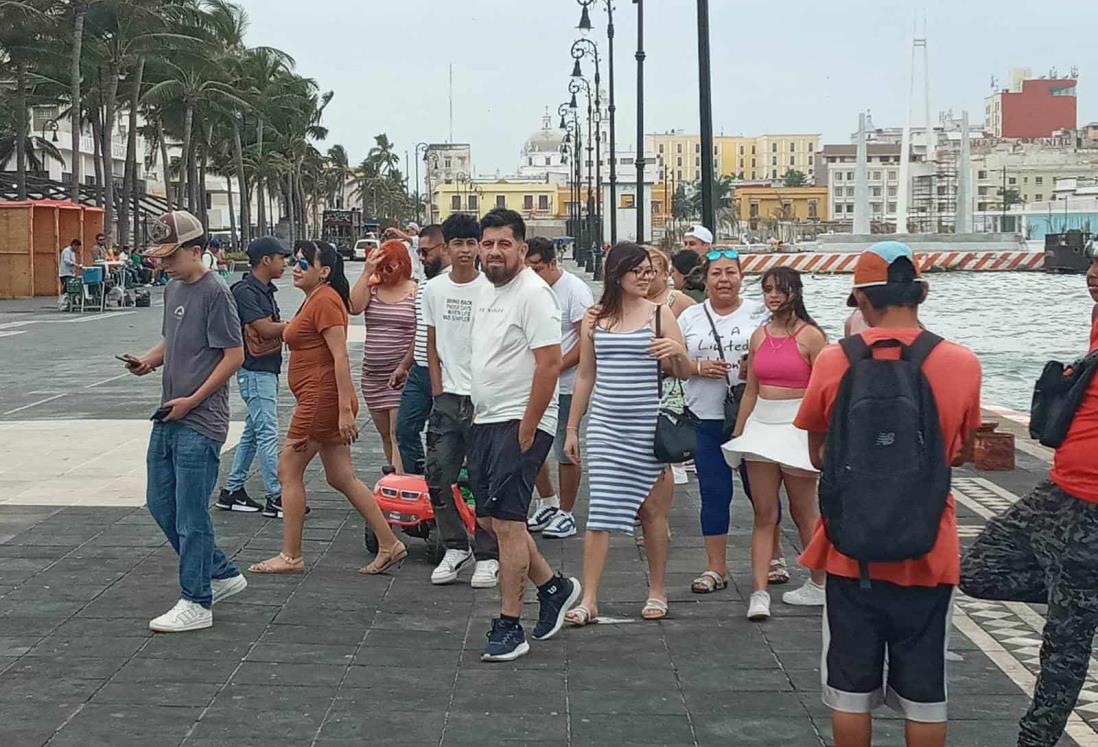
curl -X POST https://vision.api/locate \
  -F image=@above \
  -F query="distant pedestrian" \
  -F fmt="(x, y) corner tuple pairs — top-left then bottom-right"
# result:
(216, 237), (292, 516)
(682, 224), (713, 256)
(468, 208), (580, 662)
(676, 249), (769, 594)
(671, 249), (706, 303)
(961, 251), (1098, 747)
(58, 238), (81, 309)
(350, 239), (417, 472)
(122, 210), (246, 633)
(92, 233), (107, 262)
(796, 241), (981, 747)
(563, 243), (691, 625)
(423, 213), (497, 587)
(249, 240), (404, 575)
(395, 224), (448, 474)
(525, 237), (594, 540)
(724, 266), (828, 621)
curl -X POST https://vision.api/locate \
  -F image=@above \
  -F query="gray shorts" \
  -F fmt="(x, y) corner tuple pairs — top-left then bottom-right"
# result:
(554, 394), (576, 465)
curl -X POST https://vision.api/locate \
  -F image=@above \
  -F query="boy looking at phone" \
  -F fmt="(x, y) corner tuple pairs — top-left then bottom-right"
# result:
(122, 210), (246, 633)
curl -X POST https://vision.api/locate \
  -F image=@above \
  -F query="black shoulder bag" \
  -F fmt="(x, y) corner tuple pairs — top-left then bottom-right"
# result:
(1030, 350), (1098, 448)
(652, 307), (700, 463)
(702, 304), (747, 441)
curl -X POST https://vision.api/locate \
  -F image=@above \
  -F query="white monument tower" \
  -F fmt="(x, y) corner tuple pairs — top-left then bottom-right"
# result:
(895, 15), (931, 234)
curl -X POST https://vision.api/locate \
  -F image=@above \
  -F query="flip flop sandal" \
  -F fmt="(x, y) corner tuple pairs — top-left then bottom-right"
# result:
(768, 558), (791, 585)
(691, 570), (729, 594)
(248, 552), (304, 574)
(564, 605), (597, 626)
(360, 542), (408, 575)
(641, 598), (669, 620)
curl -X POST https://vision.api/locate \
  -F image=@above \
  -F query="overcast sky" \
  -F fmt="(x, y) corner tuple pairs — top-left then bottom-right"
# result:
(237, 0), (1098, 178)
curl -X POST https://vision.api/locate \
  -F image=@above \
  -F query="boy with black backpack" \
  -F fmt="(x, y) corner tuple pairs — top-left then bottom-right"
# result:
(794, 242), (982, 747)
(960, 251), (1098, 747)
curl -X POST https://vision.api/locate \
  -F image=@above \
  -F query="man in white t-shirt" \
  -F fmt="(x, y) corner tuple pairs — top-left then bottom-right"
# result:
(422, 214), (497, 588)
(469, 209), (581, 663)
(524, 237), (594, 539)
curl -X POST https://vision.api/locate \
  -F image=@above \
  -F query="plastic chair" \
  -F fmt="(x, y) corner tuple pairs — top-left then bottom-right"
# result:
(79, 266), (107, 312)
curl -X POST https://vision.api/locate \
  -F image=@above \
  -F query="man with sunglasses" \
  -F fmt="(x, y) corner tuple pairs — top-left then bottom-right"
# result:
(394, 224), (448, 474)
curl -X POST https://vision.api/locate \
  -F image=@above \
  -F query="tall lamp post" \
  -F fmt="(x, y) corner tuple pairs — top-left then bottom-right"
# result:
(572, 38), (602, 268)
(558, 104), (579, 260)
(696, 0), (715, 235)
(577, 0), (618, 246)
(414, 142), (428, 225)
(569, 77), (595, 272)
(634, 0), (645, 242)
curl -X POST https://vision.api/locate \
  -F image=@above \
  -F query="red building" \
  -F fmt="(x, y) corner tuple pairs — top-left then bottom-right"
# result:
(985, 76), (1077, 138)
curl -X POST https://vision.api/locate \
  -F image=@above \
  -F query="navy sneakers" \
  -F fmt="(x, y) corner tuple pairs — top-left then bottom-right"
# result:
(532, 576), (582, 641)
(482, 618), (530, 662)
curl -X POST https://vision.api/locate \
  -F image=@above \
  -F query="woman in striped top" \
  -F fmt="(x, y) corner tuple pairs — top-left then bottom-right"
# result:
(350, 239), (417, 472)
(562, 244), (692, 624)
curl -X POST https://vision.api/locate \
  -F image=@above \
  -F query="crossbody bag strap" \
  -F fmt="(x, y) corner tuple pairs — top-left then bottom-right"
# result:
(702, 304), (733, 390)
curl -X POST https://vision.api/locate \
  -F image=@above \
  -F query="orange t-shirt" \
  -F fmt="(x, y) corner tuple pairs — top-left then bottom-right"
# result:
(1049, 316), (1098, 504)
(793, 328), (982, 587)
(284, 284), (349, 393)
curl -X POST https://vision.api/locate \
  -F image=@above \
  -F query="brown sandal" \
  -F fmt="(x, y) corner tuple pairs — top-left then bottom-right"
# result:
(360, 541), (408, 575)
(248, 552), (304, 574)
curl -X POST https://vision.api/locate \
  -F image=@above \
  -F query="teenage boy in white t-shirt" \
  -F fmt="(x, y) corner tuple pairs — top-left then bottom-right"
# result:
(524, 237), (594, 539)
(423, 213), (496, 587)
(469, 209), (581, 662)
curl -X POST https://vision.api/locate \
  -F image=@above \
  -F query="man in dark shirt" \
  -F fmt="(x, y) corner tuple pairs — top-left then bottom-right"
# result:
(216, 236), (291, 516)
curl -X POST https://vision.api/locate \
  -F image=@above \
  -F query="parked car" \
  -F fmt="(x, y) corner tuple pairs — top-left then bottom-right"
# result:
(353, 238), (380, 261)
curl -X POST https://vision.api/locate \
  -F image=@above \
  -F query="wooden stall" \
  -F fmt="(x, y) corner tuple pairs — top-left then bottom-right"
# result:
(0, 201), (105, 298)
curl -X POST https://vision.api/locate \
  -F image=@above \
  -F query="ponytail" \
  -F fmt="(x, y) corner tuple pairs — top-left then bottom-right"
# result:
(295, 240), (352, 311)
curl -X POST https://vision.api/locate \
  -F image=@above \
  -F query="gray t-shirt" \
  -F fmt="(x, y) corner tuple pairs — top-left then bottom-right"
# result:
(161, 271), (243, 443)
(59, 246), (78, 278)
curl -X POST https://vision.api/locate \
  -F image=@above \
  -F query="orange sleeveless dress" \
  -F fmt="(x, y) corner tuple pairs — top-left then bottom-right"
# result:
(284, 284), (359, 444)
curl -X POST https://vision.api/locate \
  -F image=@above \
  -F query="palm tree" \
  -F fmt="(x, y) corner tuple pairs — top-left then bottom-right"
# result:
(367, 133), (399, 175)
(0, 0), (50, 200)
(326, 143), (350, 208)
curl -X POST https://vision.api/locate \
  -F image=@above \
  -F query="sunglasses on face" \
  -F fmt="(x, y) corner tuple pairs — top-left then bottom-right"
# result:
(296, 258), (311, 271)
(706, 249), (740, 261)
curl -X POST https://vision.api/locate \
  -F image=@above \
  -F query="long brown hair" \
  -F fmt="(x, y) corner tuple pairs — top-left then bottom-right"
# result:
(760, 266), (821, 332)
(594, 242), (649, 326)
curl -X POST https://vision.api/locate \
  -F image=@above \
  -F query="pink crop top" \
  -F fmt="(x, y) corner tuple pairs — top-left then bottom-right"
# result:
(753, 324), (812, 389)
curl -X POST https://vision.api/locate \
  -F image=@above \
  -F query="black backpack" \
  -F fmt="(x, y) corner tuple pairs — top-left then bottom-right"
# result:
(819, 331), (950, 588)
(1029, 351), (1098, 448)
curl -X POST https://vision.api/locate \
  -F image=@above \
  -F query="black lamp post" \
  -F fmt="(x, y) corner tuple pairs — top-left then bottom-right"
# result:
(569, 77), (595, 272)
(558, 103), (580, 261)
(697, 0), (716, 235)
(577, 0), (618, 247)
(634, 0), (645, 242)
(572, 38), (603, 269)
(414, 142), (428, 225)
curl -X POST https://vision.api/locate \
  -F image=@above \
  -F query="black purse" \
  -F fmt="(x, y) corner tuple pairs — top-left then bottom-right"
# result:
(1030, 351), (1098, 448)
(702, 304), (746, 441)
(652, 308), (699, 463)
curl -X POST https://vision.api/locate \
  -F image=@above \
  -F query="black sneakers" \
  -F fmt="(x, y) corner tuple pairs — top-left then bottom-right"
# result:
(215, 488), (262, 513)
(532, 575), (582, 641)
(482, 618), (530, 662)
(262, 495), (310, 519)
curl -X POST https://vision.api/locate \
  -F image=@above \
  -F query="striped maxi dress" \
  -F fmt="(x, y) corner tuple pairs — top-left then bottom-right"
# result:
(360, 286), (417, 411)
(584, 323), (664, 533)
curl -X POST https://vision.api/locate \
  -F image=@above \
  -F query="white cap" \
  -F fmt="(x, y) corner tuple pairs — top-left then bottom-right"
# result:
(684, 225), (713, 245)
(405, 221), (420, 232)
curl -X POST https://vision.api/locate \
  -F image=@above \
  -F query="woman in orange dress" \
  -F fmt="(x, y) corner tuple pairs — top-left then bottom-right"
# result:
(250, 241), (405, 575)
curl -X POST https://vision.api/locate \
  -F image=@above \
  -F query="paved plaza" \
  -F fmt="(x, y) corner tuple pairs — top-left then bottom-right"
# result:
(0, 267), (1094, 746)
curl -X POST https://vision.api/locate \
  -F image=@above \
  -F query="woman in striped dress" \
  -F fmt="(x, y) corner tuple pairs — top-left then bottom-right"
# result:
(350, 239), (417, 472)
(562, 244), (692, 624)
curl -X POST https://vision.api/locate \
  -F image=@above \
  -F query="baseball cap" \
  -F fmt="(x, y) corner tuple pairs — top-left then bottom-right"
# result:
(684, 225), (714, 245)
(247, 236), (291, 264)
(846, 240), (926, 307)
(144, 210), (205, 258)
(405, 221), (420, 232)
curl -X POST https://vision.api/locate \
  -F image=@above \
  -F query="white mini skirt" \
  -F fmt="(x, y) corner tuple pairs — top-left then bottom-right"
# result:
(721, 397), (817, 473)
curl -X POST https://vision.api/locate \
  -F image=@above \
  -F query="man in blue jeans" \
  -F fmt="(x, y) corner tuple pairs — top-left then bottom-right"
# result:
(394, 224), (448, 473)
(124, 210), (247, 633)
(217, 236), (291, 516)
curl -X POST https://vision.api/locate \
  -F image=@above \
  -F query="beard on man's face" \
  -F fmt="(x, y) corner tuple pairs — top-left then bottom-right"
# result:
(484, 263), (519, 284)
(423, 258), (444, 278)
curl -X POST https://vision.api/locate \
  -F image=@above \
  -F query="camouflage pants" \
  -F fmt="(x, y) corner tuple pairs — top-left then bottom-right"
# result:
(960, 480), (1098, 747)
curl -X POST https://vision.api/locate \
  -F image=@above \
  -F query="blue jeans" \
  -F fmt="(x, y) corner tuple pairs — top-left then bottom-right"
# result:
(396, 363), (432, 474)
(224, 369), (281, 497)
(147, 422), (240, 608)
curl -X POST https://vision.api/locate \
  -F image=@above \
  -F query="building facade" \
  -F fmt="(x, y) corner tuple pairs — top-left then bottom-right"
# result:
(646, 132), (819, 185)
(985, 68), (1078, 139)
(733, 185), (828, 228)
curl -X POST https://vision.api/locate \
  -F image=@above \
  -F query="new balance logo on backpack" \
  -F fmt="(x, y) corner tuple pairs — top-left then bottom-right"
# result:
(819, 331), (951, 588)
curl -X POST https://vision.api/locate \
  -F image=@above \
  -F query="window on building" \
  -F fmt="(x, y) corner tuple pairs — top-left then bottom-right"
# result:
(694, 143), (700, 153)
(621, 157), (634, 165)
(751, 158), (756, 168)
(887, 202), (896, 212)
(772, 143), (778, 153)
(846, 187), (855, 197)
(538, 194), (550, 211)
(771, 156), (777, 166)
(621, 193), (635, 208)
(523, 194), (534, 210)
(468, 194), (479, 211)
(888, 186), (897, 197)
(978, 202), (988, 211)
(544, 157), (551, 166)
(808, 200), (818, 218)
(871, 170), (881, 180)
(444, 158), (452, 169)
(1008, 177), (1017, 185)
(771, 169), (778, 178)
(751, 145), (756, 155)
(846, 204), (854, 213)
(835, 172), (843, 181)
(871, 202), (883, 214)
(789, 142), (796, 152)
(1035, 176), (1044, 185)
(871, 187), (882, 197)
(527, 157), (533, 166)
(834, 203), (843, 215)
(888, 170), (897, 180)
(495, 195), (506, 209)
(676, 143), (682, 153)
(978, 170), (988, 180)
(677, 169), (683, 180)
(738, 159), (744, 169)
(808, 142), (814, 152)
(847, 171), (855, 180)
(659, 144), (664, 154)
(451, 195), (461, 210)
(695, 157), (700, 167)
(1035, 193), (1043, 201)
(677, 157), (682, 167)
(749, 202), (760, 218)
(714, 146), (719, 155)
(789, 156), (795, 166)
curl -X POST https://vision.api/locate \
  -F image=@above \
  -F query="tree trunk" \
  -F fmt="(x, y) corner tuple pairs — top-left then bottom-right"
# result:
(91, 109), (104, 205)
(178, 104), (193, 210)
(188, 138), (199, 215)
(197, 142), (208, 227)
(14, 62), (28, 200)
(157, 117), (172, 210)
(285, 174), (296, 244)
(232, 122), (248, 245)
(101, 65), (121, 242)
(254, 119), (266, 236)
(119, 57), (145, 248)
(225, 176), (237, 249)
(69, 6), (86, 204)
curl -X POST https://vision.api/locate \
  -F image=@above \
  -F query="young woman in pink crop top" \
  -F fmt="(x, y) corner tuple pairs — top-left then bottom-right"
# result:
(723, 266), (827, 621)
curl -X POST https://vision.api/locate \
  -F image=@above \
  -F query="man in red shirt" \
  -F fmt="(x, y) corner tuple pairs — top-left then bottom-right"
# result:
(795, 242), (982, 747)
(961, 251), (1098, 747)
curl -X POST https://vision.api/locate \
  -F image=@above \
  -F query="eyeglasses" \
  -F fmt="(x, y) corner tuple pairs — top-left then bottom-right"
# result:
(296, 258), (311, 271)
(628, 267), (656, 279)
(706, 249), (740, 261)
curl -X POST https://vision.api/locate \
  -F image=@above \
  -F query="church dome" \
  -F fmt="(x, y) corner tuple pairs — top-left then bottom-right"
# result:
(523, 112), (565, 154)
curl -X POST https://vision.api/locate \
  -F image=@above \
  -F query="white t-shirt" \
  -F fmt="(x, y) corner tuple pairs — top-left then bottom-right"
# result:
(470, 267), (562, 434)
(201, 250), (217, 270)
(422, 271), (489, 396)
(679, 298), (769, 420)
(548, 270), (594, 395)
(406, 237), (425, 282)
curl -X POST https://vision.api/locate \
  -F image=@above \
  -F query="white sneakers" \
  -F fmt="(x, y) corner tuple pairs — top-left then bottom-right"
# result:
(211, 574), (248, 605)
(470, 559), (500, 589)
(542, 511), (577, 539)
(527, 503), (560, 532)
(747, 591), (772, 621)
(149, 599), (213, 633)
(782, 579), (826, 607)
(431, 548), (474, 585)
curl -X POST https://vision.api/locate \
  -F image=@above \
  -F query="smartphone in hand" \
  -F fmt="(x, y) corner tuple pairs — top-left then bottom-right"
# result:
(150, 405), (172, 422)
(116, 353), (141, 367)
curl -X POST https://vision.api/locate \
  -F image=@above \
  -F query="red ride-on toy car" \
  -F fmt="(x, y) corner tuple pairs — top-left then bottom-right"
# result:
(364, 467), (477, 563)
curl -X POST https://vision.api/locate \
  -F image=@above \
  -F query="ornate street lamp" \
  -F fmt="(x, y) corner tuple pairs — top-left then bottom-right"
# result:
(577, 0), (619, 246)
(569, 76), (596, 273)
(558, 103), (581, 264)
(572, 37), (604, 277)
(414, 142), (428, 225)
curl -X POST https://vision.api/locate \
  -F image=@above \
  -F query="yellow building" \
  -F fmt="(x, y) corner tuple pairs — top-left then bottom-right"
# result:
(432, 179), (559, 223)
(732, 185), (828, 228)
(646, 132), (820, 185)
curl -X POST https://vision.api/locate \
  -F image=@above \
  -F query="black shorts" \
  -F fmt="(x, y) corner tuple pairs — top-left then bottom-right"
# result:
(467, 420), (553, 522)
(823, 574), (954, 723)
